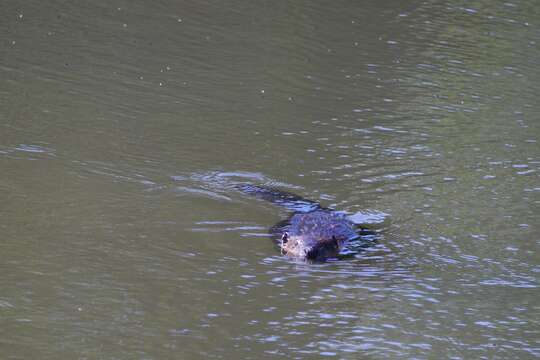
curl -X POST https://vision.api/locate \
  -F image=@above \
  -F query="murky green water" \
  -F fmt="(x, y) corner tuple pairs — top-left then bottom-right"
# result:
(2, 0), (539, 358)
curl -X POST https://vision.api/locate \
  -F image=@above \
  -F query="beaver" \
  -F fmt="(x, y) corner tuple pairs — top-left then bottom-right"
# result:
(237, 184), (372, 261)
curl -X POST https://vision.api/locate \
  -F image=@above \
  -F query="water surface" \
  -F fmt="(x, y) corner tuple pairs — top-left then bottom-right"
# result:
(1, 0), (539, 358)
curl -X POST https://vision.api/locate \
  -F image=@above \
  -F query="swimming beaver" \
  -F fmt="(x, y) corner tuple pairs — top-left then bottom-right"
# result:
(237, 184), (370, 261)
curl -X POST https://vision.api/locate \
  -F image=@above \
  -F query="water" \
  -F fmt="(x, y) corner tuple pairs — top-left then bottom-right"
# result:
(1, 0), (539, 358)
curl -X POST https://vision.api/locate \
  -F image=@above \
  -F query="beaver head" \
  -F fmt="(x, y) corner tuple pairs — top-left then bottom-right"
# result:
(281, 232), (341, 261)
(277, 210), (357, 261)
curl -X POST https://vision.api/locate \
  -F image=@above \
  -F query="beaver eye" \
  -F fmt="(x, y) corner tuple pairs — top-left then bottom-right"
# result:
(281, 232), (289, 243)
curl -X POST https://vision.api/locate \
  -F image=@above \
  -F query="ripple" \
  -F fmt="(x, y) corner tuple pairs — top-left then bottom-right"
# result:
(347, 210), (389, 225)
(174, 186), (232, 202)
